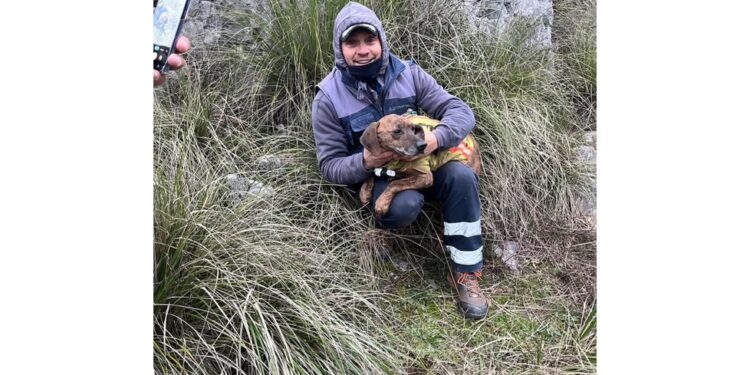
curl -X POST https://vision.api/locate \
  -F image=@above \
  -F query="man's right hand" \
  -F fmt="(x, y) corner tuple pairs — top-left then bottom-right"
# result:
(363, 148), (395, 169)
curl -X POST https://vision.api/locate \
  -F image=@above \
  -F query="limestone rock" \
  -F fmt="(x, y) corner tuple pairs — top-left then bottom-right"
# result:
(573, 131), (596, 229)
(226, 173), (274, 204)
(576, 145), (596, 165)
(493, 241), (521, 273)
(184, 0), (264, 47)
(463, 0), (553, 48)
(180, 0), (554, 49)
(257, 155), (282, 171)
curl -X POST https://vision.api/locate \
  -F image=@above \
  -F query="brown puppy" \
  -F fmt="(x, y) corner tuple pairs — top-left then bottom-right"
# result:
(359, 114), (481, 216)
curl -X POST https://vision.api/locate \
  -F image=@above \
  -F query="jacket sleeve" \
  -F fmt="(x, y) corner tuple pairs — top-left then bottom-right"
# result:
(411, 64), (476, 150)
(311, 92), (371, 185)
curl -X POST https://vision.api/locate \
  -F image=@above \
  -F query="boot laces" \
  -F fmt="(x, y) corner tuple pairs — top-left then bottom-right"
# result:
(457, 271), (482, 294)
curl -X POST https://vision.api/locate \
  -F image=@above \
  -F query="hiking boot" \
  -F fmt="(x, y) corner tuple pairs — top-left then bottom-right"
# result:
(447, 271), (489, 320)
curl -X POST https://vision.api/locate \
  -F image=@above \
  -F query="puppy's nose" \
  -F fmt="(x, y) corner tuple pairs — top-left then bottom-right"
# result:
(416, 141), (427, 154)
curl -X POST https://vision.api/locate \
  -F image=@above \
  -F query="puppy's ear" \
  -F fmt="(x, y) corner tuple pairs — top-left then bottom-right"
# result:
(360, 121), (384, 155)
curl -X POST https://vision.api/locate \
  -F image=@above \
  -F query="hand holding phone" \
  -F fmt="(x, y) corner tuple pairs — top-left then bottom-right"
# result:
(153, 36), (191, 86)
(153, 0), (192, 77)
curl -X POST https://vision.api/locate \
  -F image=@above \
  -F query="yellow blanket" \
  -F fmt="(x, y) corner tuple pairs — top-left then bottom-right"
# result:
(383, 115), (476, 174)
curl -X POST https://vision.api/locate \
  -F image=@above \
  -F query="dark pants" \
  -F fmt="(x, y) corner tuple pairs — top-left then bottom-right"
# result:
(370, 161), (483, 273)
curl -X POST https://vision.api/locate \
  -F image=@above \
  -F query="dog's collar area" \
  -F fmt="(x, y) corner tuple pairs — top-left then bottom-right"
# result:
(373, 168), (396, 177)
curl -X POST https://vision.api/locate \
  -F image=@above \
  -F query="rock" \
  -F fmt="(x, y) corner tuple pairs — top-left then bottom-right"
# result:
(573, 131), (596, 229)
(463, 0), (553, 48)
(393, 258), (410, 272)
(182, 1), (221, 46)
(427, 280), (439, 290)
(226, 173), (274, 204)
(583, 131), (596, 146)
(576, 145), (596, 166)
(182, 1), (553, 49)
(226, 173), (244, 191)
(246, 179), (273, 197)
(576, 131), (597, 166)
(184, 0), (265, 47)
(257, 154), (282, 171)
(493, 241), (520, 273)
(574, 193), (596, 227)
(477, 1), (504, 19)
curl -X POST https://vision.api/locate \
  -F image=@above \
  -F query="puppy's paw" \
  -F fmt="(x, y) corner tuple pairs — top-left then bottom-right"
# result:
(374, 199), (391, 217)
(359, 190), (372, 205)
(360, 177), (375, 205)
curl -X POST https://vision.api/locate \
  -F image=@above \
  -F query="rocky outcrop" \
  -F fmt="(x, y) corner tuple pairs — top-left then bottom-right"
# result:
(462, 0), (553, 47)
(181, 0), (553, 48)
(182, 0), (265, 45)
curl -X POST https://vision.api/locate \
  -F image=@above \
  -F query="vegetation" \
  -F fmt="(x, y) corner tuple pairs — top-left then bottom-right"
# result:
(153, 0), (597, 373)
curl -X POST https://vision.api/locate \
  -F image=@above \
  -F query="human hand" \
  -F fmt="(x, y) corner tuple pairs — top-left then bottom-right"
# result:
(153, 36), (191, 86)
(393, 128), (439, 162)
(363, 148), (396, 169)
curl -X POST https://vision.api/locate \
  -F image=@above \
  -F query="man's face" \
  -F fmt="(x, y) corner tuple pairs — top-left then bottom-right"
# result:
(342, 29), (382, 67)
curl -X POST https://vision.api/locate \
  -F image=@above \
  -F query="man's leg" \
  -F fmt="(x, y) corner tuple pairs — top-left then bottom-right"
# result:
(370, 177), (424, 229)
(427, 161), (488, 319)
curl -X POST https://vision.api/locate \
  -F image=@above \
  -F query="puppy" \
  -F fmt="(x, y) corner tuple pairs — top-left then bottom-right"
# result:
(359, 113), (481, 216)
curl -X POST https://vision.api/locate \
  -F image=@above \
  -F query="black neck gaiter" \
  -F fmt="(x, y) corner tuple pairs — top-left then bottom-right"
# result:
(347, 58), (382, 84)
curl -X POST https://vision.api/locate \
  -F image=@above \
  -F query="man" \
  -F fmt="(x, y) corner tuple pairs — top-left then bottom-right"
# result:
(311, 1), (489, 319)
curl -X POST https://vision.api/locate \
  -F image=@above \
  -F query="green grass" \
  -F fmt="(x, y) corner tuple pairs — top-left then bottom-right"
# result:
(154, 0), (597, 373)
(376, 238), (596, 374)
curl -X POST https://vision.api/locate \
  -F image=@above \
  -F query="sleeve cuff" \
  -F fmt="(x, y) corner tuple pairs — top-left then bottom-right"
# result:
(358, 152), (372, 174)
(433, 125), (450, 150)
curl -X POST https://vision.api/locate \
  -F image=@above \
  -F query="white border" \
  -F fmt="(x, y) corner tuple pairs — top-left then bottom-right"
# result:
(1, 3), (152, 374)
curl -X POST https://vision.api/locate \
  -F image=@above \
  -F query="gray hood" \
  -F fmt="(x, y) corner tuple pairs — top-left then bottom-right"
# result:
(332, 2), (390, 74)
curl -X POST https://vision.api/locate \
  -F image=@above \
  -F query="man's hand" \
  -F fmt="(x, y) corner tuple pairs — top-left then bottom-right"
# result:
(154, 36), (191, 86)
(363, 148), (395, 169)
(394, 128), (439, 162)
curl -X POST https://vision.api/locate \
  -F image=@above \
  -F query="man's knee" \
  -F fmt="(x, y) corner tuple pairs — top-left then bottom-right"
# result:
(435, 162), (479, 191)
(375, 190), (424, 229)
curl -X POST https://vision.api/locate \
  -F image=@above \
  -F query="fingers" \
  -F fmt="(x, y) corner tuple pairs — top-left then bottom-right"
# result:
(379, 150), (395, 159)
(376, 151), (396, 164)
(153, 56), (184, 86)
(153, 70), (166, 86)
(153, 36), (191, 87)
(166, 53), (186, 70)
(363, 149), (395, 169)
(175, 35), (191, 54)
(167, 36), (190, 70)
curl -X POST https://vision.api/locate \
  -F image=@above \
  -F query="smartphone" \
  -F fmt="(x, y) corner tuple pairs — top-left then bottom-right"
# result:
(153, 0), (192, 72)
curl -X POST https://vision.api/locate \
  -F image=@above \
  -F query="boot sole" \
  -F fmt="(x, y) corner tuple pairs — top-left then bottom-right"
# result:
(457, 304), (488, 320)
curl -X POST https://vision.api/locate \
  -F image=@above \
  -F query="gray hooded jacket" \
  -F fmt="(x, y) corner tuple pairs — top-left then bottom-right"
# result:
(312, 1), (475, 186)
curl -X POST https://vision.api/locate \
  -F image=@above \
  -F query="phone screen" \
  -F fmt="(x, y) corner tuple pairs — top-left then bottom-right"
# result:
(153, 0), (190, 71)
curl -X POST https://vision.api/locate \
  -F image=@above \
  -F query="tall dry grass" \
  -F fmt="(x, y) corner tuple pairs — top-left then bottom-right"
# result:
(154, 0), (597, 373)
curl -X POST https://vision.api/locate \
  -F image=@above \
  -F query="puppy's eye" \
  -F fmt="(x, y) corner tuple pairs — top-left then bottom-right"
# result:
(393, 129), (402, 135)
